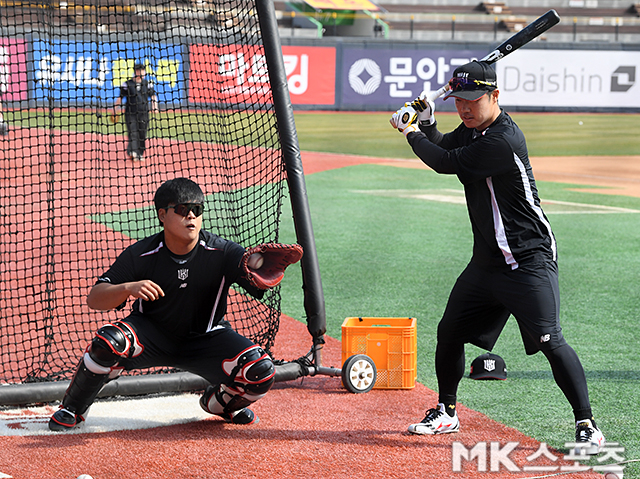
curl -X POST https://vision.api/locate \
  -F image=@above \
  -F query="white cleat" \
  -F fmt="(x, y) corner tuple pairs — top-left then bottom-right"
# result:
(408, 403), (460, 435)
(574, 418), (605, 455)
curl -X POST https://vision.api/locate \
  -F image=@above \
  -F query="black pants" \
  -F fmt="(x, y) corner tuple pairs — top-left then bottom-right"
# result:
(435, 260), (592, 420)
(120, 316), (258, 386)
(125, 112), (149, 157)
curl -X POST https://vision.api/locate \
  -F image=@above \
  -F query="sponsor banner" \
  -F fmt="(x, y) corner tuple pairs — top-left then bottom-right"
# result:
(189, 44), (335, 105)
(495, 50), (640, 108)
(0, 38), (28, 102)
(341, 48), (485, 109)
(31, 40), (185, 105)
(303, 0), (379, 10)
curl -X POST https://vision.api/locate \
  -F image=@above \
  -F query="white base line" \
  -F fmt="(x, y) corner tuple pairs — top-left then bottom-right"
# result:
(351, 189), (640, 214)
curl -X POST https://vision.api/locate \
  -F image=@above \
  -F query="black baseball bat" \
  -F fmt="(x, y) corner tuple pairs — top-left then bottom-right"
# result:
(427, 9), (561, 101)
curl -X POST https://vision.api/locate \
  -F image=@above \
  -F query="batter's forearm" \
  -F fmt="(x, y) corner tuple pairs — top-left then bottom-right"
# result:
(407, 132), (457, 174)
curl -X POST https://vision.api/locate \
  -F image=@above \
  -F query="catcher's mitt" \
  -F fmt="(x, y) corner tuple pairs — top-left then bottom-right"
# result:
(109, 111), (120, 124)
(242, 243), (303, 290)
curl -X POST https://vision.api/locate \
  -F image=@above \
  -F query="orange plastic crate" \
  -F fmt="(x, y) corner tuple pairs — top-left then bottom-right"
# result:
(341, 317), (417, 389)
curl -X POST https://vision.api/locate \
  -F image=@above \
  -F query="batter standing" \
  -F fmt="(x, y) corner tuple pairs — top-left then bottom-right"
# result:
(391, 60), (605, 454)
(115, 63), (158, 161)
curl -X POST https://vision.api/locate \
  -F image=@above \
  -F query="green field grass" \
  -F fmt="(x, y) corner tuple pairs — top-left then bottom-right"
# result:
(279, 112), (640, 477)
(293, 111), (639, 158)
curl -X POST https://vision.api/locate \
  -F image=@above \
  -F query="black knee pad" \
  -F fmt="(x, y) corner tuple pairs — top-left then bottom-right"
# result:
(244, 357), (276, 396)
(226, 346), (275, 394)
(89, 322), (143, 368)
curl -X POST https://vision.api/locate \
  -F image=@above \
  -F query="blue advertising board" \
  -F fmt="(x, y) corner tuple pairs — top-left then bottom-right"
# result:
(341, 47), (485, 111)
(31, 39), (185, 107)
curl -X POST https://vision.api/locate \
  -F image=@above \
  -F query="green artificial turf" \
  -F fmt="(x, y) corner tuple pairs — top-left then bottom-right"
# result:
(292, 111), (639, 158)
(277, 164), (640, 476)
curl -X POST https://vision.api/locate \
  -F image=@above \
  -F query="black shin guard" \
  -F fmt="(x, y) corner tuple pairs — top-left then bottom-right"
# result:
(61, 359), (110, 417)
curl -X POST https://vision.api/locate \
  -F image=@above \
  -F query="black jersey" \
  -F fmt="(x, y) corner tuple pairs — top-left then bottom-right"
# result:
(408, 110), (556, 271)
(119, 79), (155, 115)
(96, 230), (263, 337)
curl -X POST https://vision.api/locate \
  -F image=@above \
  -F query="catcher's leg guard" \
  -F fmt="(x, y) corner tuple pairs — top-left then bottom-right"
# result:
(49, 322), (142, 431)
(200, 346), (275, 421)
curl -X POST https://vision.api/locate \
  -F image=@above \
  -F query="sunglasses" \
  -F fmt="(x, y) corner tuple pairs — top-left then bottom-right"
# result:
(166, 203), (204, 218)
(449, 77), (497, 92)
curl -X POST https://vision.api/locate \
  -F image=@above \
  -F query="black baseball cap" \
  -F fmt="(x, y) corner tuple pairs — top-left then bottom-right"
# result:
(469, 352), (507, 380)
(444, 60), (498, 101)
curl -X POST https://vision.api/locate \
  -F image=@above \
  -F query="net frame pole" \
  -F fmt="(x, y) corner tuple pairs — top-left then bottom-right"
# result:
(255, 2), (327, 345)
(256, 1), (339, 379)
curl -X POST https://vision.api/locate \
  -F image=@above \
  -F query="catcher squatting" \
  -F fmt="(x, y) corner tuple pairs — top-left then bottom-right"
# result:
(49, 177), (303, 430)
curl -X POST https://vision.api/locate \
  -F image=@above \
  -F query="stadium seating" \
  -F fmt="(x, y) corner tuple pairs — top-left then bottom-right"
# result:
(2, 0), (638, 42)
(307, 0), (640, 42)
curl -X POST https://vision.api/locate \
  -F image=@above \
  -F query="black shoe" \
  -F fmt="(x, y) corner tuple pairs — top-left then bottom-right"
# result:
(49, 407), (83, 431)
(199, 385), (258, 425)
(222, 408), (258, 425)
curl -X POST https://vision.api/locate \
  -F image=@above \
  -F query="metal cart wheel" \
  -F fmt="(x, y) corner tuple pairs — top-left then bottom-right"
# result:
(341, 354), (377, 393)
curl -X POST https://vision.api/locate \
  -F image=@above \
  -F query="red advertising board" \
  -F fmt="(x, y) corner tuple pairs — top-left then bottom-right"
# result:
(0, 38), (28, 102)
(189, 44), (335, 105)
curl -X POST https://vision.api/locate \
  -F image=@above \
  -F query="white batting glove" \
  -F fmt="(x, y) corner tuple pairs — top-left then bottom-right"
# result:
(390, 103), (419, 137)
(410, 94), (436, 126)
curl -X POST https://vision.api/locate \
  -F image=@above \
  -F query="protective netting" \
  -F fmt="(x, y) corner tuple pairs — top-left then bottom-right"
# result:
(0, 0), (288, 384)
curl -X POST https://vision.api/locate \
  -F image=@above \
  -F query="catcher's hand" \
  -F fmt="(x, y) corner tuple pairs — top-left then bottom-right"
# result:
(390, 103), (419, 137)
(241, 243), (303, 290)
(109, 110), (120, 124)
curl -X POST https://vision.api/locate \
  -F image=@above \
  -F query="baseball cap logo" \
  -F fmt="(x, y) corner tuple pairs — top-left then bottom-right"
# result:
(483, 359), (496, 372)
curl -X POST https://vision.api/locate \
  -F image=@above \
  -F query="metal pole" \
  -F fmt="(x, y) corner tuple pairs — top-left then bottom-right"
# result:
(255, 0), (328, 344)
(410, 14), (414, 40)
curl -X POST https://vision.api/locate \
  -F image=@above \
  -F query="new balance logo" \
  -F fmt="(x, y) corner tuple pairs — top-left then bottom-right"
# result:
(540, 334), (551, 343)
